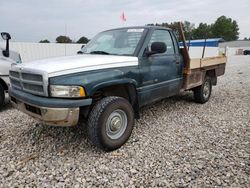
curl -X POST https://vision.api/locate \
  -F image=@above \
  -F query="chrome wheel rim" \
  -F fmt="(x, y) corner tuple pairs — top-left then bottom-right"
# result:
(106, 109), (127, 140)
(203, 81), (210, 99)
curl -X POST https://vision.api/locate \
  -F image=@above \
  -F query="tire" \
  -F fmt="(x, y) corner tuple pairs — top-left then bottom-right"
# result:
(0, 84), (5, 109)
(193, 76), (212, 104)
(87, 96), (134, 151)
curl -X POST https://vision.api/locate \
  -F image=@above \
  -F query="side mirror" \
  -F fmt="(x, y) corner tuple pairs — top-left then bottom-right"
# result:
(146, 42), (166, 56)
(1, 32), (11, 57)
(1, 32), (11, 40)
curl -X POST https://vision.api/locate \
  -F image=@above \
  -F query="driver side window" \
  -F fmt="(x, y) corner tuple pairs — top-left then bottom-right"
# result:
(148, 30), (175, 55)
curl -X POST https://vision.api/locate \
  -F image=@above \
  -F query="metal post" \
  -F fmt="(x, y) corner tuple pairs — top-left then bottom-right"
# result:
(202, 38), (207, 58)
(188, 38), (191, 51)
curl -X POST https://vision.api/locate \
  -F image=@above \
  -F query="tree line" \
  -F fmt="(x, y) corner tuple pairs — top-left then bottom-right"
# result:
(40, 15), (246, 43)
(39, 36), (89, 44)
(148, 16), (240, 41)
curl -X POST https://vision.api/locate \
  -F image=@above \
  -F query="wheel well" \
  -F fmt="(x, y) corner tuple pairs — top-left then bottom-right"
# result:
(206, 69), (217, 85)
(92, 84), (140, 118)
(0, 78), (8, 91)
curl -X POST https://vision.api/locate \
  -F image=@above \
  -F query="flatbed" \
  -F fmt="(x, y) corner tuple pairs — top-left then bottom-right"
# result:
(177, 23), (227, 90)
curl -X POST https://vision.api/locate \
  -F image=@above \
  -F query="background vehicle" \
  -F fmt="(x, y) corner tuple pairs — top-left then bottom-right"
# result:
(9, 23), (226, 151)
(0, 32), (22, 109)
(243, 50), (250, 55)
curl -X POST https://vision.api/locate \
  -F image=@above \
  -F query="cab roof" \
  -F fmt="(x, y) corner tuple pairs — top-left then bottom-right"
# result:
(104, 26), (172, 32)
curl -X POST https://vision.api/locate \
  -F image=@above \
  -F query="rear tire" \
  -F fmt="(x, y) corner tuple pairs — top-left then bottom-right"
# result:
(193, 76), (212, 104)
(0, 85), (5, 109)
(87, 96), (134, 151)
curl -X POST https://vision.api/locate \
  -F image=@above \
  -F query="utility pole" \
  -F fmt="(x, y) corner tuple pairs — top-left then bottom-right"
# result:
(64, 23), (67, 56)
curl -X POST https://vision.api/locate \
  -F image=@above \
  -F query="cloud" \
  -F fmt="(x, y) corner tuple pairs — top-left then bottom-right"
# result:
(0, 0), (249, 42)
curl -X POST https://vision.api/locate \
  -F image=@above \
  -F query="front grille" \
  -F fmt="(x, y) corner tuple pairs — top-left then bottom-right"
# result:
(10, 79), (22, 88)
(22, 73), (43, 82)
(10, 70), (47, 96)
(9, 71), (19, 78)
(23, 83), (44, 93)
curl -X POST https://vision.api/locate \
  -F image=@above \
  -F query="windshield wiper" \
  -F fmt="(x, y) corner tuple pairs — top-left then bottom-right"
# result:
(90, 50), (110, 55)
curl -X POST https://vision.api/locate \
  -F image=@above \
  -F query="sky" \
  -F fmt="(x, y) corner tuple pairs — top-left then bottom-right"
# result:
(0, 0), (249, 42)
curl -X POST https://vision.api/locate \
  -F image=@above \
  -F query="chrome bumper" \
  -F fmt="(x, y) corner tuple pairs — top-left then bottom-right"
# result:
(11, 98), (79, 126)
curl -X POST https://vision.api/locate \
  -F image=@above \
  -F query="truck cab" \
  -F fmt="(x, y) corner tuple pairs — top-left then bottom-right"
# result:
(0, 32), (22, 109)
(9, 25), (226, 151)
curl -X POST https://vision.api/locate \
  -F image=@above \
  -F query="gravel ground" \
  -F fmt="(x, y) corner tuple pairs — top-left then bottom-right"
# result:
(0, 56), (249, 187)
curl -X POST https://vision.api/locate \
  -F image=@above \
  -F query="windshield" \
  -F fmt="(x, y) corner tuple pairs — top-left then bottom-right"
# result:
(82, 28), (145, 56)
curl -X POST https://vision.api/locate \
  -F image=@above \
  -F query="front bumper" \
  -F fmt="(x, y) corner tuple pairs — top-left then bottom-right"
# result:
(11, 100), (79, 126)
(9, 87), (92, 126)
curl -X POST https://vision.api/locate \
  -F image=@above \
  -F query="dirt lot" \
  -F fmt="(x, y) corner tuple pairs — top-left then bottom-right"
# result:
(0, 56), (249, 187)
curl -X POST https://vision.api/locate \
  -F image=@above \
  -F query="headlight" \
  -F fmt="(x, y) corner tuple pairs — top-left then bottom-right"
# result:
(50, 85), (86, 98)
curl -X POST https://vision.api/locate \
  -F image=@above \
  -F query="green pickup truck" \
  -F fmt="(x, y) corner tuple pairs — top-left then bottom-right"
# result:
(9, 25), (226, 151)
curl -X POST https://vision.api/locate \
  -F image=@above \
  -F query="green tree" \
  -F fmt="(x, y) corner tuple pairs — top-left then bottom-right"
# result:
(166, 22), (181, 32)
(167, 22), (184, 40)
(77, 36), (89, 44)
(183, 21), (195, 40)
(56, 35), (72, 43)
(211, 16), (239, 41)
(146, 16), (239, 41)
(192, 23), (212, 39)
(39, 39), (50, 43)
(147, 21), (195, 40)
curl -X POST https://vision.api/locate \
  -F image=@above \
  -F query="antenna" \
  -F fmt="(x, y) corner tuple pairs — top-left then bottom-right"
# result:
(64, 23), (67, 56)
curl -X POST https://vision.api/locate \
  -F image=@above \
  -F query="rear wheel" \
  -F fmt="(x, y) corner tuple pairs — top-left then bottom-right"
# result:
(0, 85), (5, 109)
(87, 96), (134, 151)
(193, 76), (212, 104)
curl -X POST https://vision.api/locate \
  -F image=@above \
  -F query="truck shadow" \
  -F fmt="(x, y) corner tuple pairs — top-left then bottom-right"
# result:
(167, 91), (194, 103)
(140, 91), (194, 110)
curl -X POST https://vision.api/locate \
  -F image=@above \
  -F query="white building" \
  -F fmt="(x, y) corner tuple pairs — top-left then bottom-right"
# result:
(219, 40), (250, 56)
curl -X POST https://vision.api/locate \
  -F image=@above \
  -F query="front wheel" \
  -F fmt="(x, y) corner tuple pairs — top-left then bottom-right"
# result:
(193, 76), (212, 104)
(87, 96), (134, 151)
(0, 85), (5, 109)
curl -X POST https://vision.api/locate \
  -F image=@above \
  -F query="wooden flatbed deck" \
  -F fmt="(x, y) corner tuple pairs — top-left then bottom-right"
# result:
(190, 56), (227, 69)
(182, 56), (227, 90)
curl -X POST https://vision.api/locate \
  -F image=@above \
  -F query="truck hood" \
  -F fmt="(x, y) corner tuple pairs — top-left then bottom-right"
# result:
(14, 54), (138, 77)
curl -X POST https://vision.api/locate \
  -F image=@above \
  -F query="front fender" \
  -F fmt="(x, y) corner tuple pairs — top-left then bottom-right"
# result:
(49, 67), (140, 96)
(89, 78), (138, 96)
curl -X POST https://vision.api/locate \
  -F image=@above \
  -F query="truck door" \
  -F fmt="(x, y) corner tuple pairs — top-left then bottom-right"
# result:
(138, 29), (183, 106)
